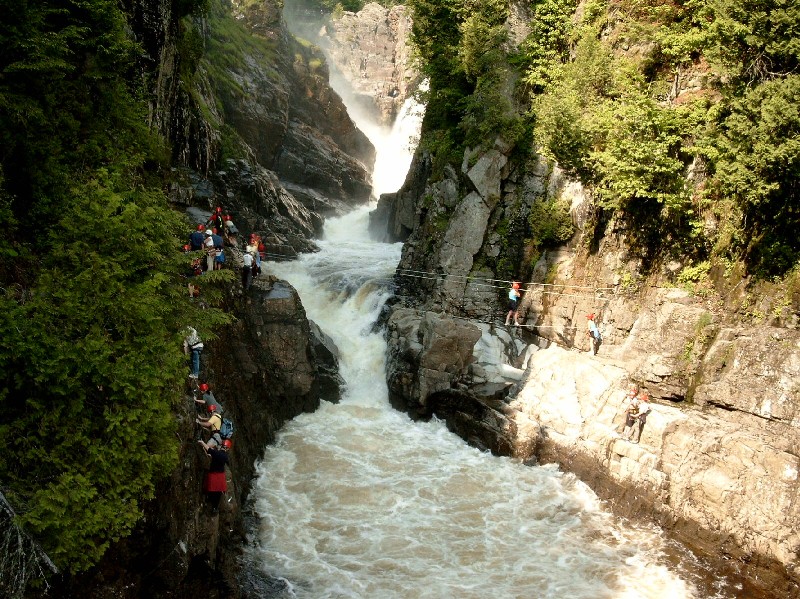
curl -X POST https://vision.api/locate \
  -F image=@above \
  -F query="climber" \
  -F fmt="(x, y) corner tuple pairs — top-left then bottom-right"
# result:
(189, 224), (205, 251)
(203, 229), (215, 272)
(201, 437), (231, 514)
(621, 392), (641, 441)
(208, 206), (224, 233)
(194, 382), (224, 414)
(587, 313), (602, 355)
(223, 214), (239, 247)
(632, 392), (651, 444)
(246, 234), (262, 276)
(196, 403), (223, 435)
(211, 229), (225, 270)
(505, 281), (521, 326)
(242, 250), (253, 290)
(183, 326), (203, 379)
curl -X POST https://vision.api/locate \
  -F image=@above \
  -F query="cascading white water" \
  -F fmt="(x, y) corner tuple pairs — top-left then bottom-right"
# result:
(247, 206), (719, 598)
(245, 52), (736, 598)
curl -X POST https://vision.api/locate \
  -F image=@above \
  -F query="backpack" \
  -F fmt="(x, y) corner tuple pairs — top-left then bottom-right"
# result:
(219, 417), (234, 440)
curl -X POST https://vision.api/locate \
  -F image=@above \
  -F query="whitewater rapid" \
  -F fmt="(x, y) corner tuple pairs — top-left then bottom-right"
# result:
(244, 207), (722, 599)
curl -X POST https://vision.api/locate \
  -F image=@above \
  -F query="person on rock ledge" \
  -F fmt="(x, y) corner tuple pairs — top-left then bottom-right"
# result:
(505, 281), (522, 326)
(201, 438), (231, 514)
(622, 390), (641, 442)
(631, 392), (651, 444)
(586, 313), (602, 354)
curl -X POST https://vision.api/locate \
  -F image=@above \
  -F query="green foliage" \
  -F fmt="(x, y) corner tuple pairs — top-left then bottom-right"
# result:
(707, 0), (800, 85)
(590, 95), (691, 216)
(0, 0), (232, 576)
(677, 260), (713, 295)
(707, 75), (800, 276)
(411, 0), (799, 281)
(528, 196), (576, 250)
(518, 0), (577, 93)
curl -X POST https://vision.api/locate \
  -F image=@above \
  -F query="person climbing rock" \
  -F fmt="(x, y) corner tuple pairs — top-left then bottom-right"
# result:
(201, 437), (231, 514)
(586, 313), (602, 355)
(246, 234), (262, 276)
(194, 382), (223, 414)
(622, 392), (641, 441)
(505, 281), (521, 326)
(223, 214), (239, 247)
(632, 392), (651, 444)
(211, 229), (225, 270)
(208, 206), (224, 234)
(183, 327), (203, 379)
(189, 224), (205, 251)
(203, 229), (215, 272)
(196, 403), (223, 434)
(242, 250), (253, 290)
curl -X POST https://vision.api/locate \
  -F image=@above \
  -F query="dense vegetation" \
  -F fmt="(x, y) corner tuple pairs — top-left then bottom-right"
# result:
(0, 0), (228, 579)
(406, 0), (800, 282)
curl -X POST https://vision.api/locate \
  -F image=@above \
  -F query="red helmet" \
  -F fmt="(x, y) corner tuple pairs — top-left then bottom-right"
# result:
(216, 206), (223, 213)
(182, 244), (190, 251)
(199, 383), (209, 392)
(221, 439), (232, 449)
(512, 282), (520, 290)
(197, 224), (205, 231)
(224, 214), (231, 221)
(207, 404), (217, 412)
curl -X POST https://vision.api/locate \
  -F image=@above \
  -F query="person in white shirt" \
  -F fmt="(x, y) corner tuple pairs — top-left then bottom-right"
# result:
(242, 251), (253, 290)
(631, 393), (651, 444)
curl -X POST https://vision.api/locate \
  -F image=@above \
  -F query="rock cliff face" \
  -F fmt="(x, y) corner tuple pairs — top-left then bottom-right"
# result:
(378, 131), (800, 596)
(285, 2), (416, 126)
(321, 3), (416, 125)
(40, 1), (367, 596)
(129, 0), (375, 246)
(48, 274), (341, 598)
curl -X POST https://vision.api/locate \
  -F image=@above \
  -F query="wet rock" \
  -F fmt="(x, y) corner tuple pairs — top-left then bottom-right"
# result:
(318, 3), (416, 125)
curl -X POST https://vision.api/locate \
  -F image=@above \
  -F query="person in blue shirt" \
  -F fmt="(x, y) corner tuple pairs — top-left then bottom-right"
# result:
(189, 224), (205, 251)
(505, 281), (521, 326)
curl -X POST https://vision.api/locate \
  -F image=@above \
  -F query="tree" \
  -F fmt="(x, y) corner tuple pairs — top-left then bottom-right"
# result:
(0, 0), (232, 574)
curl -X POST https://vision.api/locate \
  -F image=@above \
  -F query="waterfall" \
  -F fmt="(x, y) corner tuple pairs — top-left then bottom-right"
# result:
(246, 206), (723, 598)
(244, 27), (735, 598)
(242, 132), (731, 599)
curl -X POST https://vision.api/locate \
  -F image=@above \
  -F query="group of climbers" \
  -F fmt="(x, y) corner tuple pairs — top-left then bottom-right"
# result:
(184, 207), (266, 295)
(180, 207), (255, 512)
(194, 381), (236, 513)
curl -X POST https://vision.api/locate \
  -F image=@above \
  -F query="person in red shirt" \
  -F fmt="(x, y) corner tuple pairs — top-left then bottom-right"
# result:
(201, 438), (231, 513)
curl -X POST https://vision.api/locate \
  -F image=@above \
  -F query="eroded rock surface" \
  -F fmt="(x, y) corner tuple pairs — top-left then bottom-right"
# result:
(320, 3), (416, 125)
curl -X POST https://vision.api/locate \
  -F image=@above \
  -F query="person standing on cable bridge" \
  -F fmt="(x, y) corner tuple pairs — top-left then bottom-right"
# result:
(586, 312), (602, 354)
(505, 281), (521, 326)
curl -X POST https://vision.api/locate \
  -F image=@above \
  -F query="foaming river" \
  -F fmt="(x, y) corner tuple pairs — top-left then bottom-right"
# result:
(244, 207), (735, 599)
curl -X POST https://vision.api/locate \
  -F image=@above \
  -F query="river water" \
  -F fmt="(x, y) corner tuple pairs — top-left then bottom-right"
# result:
(241, 41), (742, 593)
(245, 205), (743, 598)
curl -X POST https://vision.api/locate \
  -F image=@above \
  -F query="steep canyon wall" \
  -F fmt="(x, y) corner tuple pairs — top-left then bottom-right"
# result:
(378, 137), (800, 597)
(38, 1), (367, 597)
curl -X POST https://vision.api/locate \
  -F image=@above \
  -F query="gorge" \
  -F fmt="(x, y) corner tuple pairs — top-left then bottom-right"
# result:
(1, 1), (799, 599)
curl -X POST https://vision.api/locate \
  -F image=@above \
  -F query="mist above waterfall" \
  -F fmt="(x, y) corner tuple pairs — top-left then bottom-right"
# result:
(283, 2), (423, 198)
